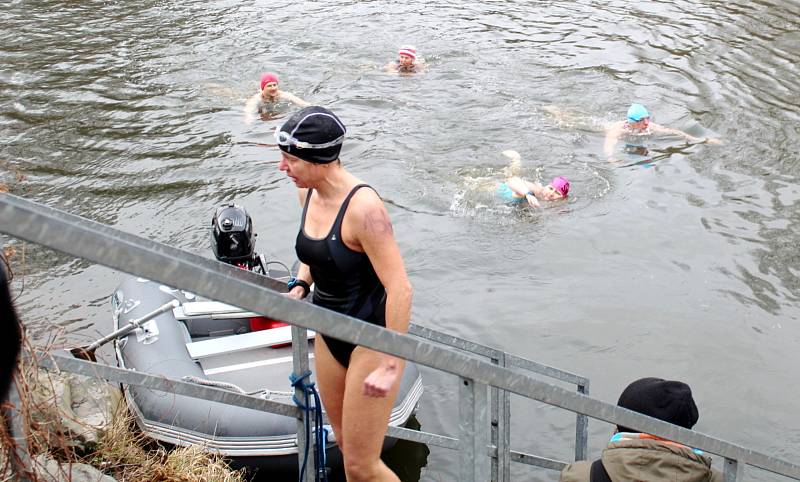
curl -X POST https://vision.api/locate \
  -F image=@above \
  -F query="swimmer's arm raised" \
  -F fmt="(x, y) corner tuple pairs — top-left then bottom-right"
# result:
(352, 195), (412, 397)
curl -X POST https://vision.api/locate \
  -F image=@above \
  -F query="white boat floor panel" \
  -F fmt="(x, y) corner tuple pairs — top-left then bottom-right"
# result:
(198, 344), (317, 393)
(186, 326), (315, 359)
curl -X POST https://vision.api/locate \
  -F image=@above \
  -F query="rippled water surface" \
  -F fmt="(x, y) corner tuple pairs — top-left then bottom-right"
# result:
(2, 0), (800, 480)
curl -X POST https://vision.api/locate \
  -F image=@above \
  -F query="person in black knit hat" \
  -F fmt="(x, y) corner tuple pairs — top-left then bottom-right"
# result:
(615, 377), (699, 433)
(560, 377), (722, 482)
(277, 106), (413, 482)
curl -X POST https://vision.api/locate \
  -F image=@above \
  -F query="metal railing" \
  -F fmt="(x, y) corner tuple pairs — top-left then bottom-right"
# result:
(2, 193), (800, 482)
(405, 324), (589, 480)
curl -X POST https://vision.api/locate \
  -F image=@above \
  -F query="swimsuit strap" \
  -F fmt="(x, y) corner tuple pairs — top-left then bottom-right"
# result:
(299, 188), (314, 231)
(331, 184), (375, 239)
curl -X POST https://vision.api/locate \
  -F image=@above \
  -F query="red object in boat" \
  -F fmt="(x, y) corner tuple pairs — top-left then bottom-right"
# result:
(249, 317), (291, 347)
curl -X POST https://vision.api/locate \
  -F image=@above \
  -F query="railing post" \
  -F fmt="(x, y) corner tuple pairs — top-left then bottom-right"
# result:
(491, 354), (510, 482)
(459, 377), (477, 482)
(490, 355), (499, 482)
(473, 380), (490, 482)
(724, 458), (744, 482)
(575, 381), (589, 461)
(291, 326), (315, 482)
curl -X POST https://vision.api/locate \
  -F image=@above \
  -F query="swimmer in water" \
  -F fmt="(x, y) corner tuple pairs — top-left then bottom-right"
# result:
(604, 103), (722, 162)
(494, 150), (570, 208)
(384, 45), (426, 73)
(244, 72), (310, 123)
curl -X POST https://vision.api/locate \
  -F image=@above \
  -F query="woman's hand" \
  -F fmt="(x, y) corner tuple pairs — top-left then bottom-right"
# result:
(525, 193), (540, 208)
(283, 286), (307, 300)
(363, 358), (402, 398)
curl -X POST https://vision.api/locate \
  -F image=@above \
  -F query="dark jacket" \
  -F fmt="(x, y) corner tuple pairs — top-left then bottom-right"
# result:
(560, 435), (723, 482)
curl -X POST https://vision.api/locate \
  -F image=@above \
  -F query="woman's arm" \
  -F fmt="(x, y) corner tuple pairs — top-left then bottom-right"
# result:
(243, 92), (261, 124)
(604, 121), (624, 159)
(650, 123), (723, 144)
(350, 191), (412, 397)
(650, 123), (704, 143)
(286, 188), (313, 300)
(287, 263), (313, 300)
(506, 176), (541, 207)
(280, 91), (311, 108)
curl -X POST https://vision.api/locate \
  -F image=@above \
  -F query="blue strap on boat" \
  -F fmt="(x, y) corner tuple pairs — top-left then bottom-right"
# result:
(290, 370), (329, 482)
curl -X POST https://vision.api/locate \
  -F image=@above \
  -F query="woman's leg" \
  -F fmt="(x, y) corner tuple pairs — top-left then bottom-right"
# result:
(502, 149), (522, 177)
(340, 346), (405, 482)
(313, 336), (348, 451)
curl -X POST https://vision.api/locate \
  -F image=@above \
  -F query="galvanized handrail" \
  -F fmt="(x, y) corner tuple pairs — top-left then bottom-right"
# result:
(2, 193), (799, 481)
(406, 323), (590, 477)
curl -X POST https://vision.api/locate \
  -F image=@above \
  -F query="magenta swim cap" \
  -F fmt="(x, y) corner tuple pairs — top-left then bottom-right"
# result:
(260, 72), (279, 90)
(550, 176), (570, 197)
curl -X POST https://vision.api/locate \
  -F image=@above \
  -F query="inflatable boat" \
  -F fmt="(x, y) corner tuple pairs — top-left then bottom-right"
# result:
(111, 204), (423, 472)
(111, 203), (422, 470)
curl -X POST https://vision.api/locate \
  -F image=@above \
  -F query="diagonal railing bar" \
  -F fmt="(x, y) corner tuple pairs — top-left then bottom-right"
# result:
(38, 353), (300, 418)
(1, 194), (799, 480)
(408, 324), (587, 386)
(0, 193), (289, 293)
(37, 352), (460, 450)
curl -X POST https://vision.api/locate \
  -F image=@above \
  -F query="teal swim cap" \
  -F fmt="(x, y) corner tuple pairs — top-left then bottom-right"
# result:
(627, 103), (650, 122)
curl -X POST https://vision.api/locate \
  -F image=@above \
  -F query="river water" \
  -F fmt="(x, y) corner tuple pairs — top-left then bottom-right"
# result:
(2, 0), (799, 480)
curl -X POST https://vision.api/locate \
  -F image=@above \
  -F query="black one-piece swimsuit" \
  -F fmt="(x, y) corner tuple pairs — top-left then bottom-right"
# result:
(295, 184), (387, 368)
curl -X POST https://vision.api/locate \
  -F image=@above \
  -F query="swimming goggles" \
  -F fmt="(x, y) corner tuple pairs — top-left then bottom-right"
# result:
(274, 126), (345, 149)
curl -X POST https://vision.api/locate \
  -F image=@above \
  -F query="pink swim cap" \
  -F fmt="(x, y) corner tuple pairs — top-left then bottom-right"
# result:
(260, 72), (279, 90)
(398, 46), (417, 59)
(550, 176), (570, 197)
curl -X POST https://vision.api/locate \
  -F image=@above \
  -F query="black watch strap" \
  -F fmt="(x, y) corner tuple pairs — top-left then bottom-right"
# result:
(287, 278), (311, 298)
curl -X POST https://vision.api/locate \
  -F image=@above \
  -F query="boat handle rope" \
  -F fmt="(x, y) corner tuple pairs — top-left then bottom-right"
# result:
(182, 376), (246, 394)
(290, 370), (329, 482)
(182, 376), (294, 399)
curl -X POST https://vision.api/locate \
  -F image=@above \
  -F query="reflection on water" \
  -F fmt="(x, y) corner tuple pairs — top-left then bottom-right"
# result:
(2, 0), (800, 480)
(377, 416), (431, 482)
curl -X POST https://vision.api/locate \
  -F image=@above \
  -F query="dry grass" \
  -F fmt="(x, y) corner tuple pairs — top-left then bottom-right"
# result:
(93, 403), (246, 482)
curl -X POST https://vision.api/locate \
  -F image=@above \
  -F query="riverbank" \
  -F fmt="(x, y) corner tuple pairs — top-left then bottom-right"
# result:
(1, 340), (247, 482)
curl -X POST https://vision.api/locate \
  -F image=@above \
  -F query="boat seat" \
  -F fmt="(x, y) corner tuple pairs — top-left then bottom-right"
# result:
(185, 325), (314, 360)
(177, 301), (314, 359)
(173, 301), (262, 320)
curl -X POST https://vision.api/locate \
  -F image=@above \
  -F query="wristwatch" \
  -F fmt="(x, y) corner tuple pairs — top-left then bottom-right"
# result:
(287, 277), (311, 298)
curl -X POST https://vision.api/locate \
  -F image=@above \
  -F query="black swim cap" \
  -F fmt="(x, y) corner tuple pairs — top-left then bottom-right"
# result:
(276, 106), (346, 164)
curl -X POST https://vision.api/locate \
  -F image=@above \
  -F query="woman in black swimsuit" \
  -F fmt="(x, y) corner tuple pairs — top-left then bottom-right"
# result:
(277, 106), (412, 482)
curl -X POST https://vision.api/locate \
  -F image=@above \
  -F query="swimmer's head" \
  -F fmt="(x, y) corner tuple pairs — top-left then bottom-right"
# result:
(260, 72), (279, 94)
(627, 103), (650, 122)
(275, 106), (346, 164)
(542, 176), (569, 201)
(398, 45), (417, 66)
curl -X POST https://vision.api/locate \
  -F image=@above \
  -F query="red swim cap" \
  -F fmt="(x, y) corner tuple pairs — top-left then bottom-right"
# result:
(398, 46), (416, 60)
(260, 72), (279, 90)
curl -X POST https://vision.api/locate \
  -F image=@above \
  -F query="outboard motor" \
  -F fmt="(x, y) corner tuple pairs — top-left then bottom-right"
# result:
(211, 203), (260, 271)
(211, 203), (288, 332)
